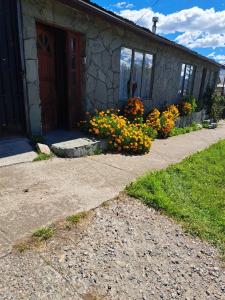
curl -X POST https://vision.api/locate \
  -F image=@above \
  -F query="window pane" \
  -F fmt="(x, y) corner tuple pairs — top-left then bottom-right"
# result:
(132, 51), (144, 97)
(179, 64), (186, 94)
(218, 69), (225, 95)
(179, 64), (195, 96)
(119, 47), (132, 100)
(183, 65), (193, 95)
(141, 53), (153, 99)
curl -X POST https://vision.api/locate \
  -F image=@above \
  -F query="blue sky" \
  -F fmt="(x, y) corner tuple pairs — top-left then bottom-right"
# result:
(93, 0), (225, 64)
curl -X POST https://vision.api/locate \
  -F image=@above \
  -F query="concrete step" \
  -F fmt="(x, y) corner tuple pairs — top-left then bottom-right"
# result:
(44, 130), (107, 158)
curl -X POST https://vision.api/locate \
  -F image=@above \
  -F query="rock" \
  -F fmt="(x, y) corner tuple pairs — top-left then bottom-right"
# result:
(36, 143), (51, 155)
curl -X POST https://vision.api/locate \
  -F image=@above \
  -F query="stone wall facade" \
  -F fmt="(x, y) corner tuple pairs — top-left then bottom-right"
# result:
(21, 0), (220, 135)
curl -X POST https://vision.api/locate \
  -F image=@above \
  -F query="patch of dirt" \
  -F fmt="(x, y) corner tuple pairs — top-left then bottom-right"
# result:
(0, 196), (224, 300)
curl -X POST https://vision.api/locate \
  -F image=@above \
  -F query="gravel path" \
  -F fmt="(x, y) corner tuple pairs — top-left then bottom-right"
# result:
(0, 196), (224, 300)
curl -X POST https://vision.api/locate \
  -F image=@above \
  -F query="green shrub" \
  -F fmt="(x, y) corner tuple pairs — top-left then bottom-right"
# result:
(210, 94), (225, 121)
(202, 86), (214, 112)
(183, 95), (197, 112)
(170, 123), (202, 137)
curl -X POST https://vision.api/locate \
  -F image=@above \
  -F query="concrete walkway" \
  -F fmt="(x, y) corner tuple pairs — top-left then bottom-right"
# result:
(0, 122), (225, 256)
(0, 137), (37, 167)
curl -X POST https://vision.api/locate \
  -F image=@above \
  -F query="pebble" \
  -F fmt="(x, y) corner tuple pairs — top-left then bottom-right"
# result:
(0, 197), (224, 300)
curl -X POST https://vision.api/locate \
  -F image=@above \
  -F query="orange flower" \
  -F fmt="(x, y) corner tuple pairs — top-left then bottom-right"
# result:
(124, 97), (144, 122)
(167, 104), (180, 121)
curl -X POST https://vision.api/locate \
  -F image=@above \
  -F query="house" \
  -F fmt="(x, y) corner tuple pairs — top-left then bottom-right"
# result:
(0, 0), (223, 137)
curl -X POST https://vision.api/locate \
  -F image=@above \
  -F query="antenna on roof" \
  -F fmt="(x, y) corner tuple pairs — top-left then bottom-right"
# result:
(152, 16), (159, 34)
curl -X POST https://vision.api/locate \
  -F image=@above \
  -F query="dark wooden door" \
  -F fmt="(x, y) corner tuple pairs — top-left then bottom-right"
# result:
(66, 32), (81, 128)
(0, 0), (25, 136)
(37, 23), (57, 132)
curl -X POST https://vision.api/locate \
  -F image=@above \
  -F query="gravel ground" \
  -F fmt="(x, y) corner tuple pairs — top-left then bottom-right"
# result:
(0, 196), (224, 300)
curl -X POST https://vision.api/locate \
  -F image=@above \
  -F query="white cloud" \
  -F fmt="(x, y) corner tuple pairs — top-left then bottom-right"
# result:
(175, 32), (225, 49)
(113, 2), (134, 9)
(208, 52), (225, 65)
(117, 6), (225, 56)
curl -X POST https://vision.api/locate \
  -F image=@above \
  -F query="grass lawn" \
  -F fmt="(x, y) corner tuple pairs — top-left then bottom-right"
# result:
(127, 140), (225, 256)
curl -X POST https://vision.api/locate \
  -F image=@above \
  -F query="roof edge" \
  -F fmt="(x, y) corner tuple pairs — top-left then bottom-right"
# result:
(58, 0), (223, 68)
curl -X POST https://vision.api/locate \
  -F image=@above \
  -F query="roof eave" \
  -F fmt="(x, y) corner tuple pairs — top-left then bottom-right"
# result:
(57, 0), (223, 68)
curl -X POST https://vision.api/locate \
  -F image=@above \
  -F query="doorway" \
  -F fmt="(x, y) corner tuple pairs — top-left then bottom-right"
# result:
(0, 1), (25, 137)
(36, 23), (82, 133)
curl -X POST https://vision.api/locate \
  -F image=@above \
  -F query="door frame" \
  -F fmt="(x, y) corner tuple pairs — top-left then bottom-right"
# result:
(36, 20), (84, 131)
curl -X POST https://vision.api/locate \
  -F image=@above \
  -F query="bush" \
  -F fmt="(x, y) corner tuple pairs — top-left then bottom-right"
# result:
(180, 96), (197, 116)
(146, 108), (161, 131)
(146, 107), (179, 138)
(159, 111), (175, 138)
(210, 94), (225, 121)
(137, 123), (158, 140)
(170, 123), (203, 137)
(167, 104), (180, 121)
(81, 110), (152, 154)
(180, 102), (193, 116)
(202, 86), (214, 112)
(124, 97), (144, 123)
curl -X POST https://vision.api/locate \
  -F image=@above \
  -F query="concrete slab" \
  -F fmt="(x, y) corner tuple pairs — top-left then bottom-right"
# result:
(0, 122), (224, 255)
(44, 130), (107, 158)
(0, 137), (37, 167)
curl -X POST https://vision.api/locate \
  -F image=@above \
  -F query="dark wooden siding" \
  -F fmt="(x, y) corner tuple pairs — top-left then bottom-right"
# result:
(0, 0), (25, 136)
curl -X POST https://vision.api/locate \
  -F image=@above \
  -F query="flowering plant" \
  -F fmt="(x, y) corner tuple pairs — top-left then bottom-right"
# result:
(124, 97), (144, 122)
(159, 111), (175, 138)
(180, 102), (193, 115)
(81, 110), (152, 154)
(167, 104), (180, 121)
(146, 107), (177, 138)
(146, 108), (161, 131)
(179, 96), (197, 116)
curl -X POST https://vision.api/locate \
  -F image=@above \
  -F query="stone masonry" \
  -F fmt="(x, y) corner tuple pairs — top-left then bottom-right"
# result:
(21, 0), (220, 135)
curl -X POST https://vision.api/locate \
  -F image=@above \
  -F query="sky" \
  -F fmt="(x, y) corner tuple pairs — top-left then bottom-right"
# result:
(93, 0), (225, 65)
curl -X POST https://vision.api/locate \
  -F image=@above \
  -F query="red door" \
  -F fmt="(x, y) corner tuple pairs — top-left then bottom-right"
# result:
(37, 23), (57, 132)
(66, 32), (81, 128)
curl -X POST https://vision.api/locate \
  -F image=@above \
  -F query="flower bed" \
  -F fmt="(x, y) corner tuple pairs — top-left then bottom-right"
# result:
(79, 110), (153, 154)
(80, 96), (201, 155)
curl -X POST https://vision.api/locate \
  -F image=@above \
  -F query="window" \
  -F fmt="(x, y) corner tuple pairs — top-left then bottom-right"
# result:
(179, 63), (195, 97)
(218, 69), (225, 95)
(119, 47), (154, 100)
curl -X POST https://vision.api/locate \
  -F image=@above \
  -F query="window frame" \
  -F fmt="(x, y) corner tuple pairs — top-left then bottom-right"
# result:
(179, 63), (196, 97)
(119, 46), (155, 101)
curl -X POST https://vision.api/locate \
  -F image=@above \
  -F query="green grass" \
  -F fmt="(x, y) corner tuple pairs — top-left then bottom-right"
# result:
(127, 140), (225, 255)
(170, 123), (202, 137)
(33, 152), (53, 162)
(32, 226), (55, 241)
(66, 212), (87, 224)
